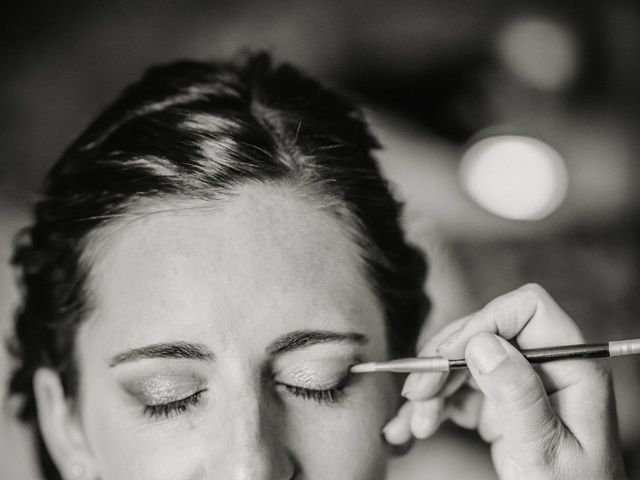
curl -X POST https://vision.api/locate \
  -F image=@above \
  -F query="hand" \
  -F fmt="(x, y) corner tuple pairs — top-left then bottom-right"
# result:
(383, 284), (627, 480)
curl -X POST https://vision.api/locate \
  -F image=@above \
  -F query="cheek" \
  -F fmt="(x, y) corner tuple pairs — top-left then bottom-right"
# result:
(79, 378), (212, 480)
(286, 374), (397, 480)
(80, 374), (397, 480)
(103, 436), (207, 479)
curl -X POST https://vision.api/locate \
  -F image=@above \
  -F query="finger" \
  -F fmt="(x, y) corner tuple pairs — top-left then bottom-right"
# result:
(440, 369), (470, 397)
(382, 401), (414, 445)
(465, 334), (577, 466)
(546, 360), (616, 450)
(403, 368), (468, 402)
(409, 398), (445, 439)
(420, 315), (471, 351)
(438, 284), (583, 355)
(402, 317), (471, 400)
(490, 440), (525, 480)
(467, 375), (479, 391)
(444, 384), (483, 429)
(402, 372), (446, 401)
(437, 284), (587, 393)
(477, 396), (502, 444)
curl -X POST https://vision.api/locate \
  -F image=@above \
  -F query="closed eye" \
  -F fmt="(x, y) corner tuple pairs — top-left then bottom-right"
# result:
(279, 384), (346, 404)
(143, 389), (206, 419)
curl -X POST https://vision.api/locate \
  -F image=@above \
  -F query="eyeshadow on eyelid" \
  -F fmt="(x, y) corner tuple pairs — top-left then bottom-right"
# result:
(122, 374), (205, 404)
(275, 359), (353, 389)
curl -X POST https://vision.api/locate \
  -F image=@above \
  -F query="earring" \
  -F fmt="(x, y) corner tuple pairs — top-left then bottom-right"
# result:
(71, 463), (85, 478)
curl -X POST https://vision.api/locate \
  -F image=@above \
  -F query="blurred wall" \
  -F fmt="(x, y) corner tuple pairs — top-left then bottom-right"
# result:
(3, 1), (640, 479)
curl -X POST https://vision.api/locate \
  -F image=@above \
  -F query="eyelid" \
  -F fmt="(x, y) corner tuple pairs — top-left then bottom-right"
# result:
(143, 389), (207, 419)
(276, 369), (342, 390)
(274, 363), (355, 396)
(143, 386), (204, 407)
(273, 355), (360, 389)
(119, 371), (206, 406)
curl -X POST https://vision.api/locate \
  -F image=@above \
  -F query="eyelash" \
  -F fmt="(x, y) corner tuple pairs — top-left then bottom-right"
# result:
(143, 390), (205, 419)
(143, 382), (347, 420)
(280, 384), (346, 404)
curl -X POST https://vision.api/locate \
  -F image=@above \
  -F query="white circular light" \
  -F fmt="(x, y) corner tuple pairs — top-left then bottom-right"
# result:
(460, 135), (568, 221)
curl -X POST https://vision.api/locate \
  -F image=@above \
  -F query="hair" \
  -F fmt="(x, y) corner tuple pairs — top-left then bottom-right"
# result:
(7, 52), (429, 479)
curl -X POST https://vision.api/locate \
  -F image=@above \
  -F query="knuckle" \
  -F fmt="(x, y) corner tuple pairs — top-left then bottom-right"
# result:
(519, 282), (546, 295)
(479, 284), (550, 335)
(518, 283), (549, 302)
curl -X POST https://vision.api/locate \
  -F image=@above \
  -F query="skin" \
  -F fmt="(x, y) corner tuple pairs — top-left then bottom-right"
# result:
(383, 284), (627, 479)
(34, 183), (398, 480)
(33, 183), (626, 479)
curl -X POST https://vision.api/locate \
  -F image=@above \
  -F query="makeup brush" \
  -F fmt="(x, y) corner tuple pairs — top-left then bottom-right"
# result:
(350, 338), (640, 373)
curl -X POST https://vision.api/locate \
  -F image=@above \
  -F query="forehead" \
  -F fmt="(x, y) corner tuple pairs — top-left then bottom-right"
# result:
(81, 183), (386, 356)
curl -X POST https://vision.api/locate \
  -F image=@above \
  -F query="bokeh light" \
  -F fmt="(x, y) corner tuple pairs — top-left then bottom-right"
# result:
(460, 135), (569, 221)
(497, 16), (579, 91)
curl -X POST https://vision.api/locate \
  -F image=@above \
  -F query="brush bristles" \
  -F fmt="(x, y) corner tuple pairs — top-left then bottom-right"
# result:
(350, 362), (377, 373)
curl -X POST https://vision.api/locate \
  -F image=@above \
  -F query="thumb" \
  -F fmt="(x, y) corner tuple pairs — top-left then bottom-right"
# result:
(465, 334), (569, 467)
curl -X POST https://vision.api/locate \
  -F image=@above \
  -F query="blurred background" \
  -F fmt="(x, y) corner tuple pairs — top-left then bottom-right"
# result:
(1, 1), (639, 478)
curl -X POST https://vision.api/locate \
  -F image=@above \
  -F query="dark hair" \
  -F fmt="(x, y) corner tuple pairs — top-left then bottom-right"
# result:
(7, 52), (429, 479)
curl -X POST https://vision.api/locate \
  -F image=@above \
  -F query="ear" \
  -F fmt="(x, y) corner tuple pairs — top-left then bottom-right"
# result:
(33, 368), (98, 479)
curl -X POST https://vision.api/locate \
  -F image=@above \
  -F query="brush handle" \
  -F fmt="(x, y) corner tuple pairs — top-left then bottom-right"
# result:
(448, 342), (610, 369)
(350, 339), (640, 373)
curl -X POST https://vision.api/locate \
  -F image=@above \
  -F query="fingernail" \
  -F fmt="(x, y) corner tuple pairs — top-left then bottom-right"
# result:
(404, 372), (446, 401)
(401, 373), (420, 398)
(467, 334), (507, 374)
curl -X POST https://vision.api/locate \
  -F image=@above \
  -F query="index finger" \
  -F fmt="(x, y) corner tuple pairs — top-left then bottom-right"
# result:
(438, 283), (584, 352)
(402, 315), (471, 400)
(436, 283), (586, 392)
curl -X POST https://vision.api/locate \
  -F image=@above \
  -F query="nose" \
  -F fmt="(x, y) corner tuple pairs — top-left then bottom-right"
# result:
(223, 389), (295, 480)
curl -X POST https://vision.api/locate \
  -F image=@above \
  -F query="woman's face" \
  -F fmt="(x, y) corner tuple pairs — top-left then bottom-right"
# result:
(68, 184), (398, 479)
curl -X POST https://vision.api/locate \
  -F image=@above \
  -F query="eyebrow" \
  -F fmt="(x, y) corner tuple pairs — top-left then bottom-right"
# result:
(267, 330), (368, 355)
(109, 341), (215, 367)
(108, 330), (368, 367)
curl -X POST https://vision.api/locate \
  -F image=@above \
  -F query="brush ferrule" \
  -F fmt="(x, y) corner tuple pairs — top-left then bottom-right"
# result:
(609, 339), (640, 357)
